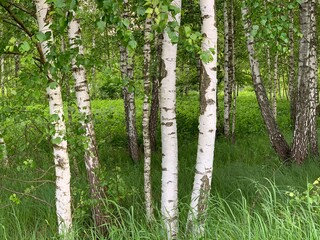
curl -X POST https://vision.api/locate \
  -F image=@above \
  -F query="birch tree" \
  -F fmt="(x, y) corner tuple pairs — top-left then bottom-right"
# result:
(67, 9), (107, 231)
(34, 0), (72, 234)
(160, 0), (181, 238)
(120, 0), (139, 162)
(188, 0), (217, 235)
(242, 5), (291, 162)
(291, 0), (318, 163)
(223, 0), (232, 138)
(142, 11), (154, 221)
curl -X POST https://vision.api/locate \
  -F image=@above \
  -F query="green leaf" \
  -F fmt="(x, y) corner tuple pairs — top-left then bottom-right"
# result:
(137, 6), (145, 16)
(122, 19), (130, 28)
(35, 32), (47, 42)
(49, 82), (58, 89)
(145, 8), (153, 14)
(52, 137), (63, 145)
(19, 41), (31, 52)
(200, 50), (213, 63)
(97, 21), (106, 32)
(128, 40), (137, 50)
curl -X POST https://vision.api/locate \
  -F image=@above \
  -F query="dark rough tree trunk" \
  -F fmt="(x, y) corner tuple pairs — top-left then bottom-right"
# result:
(242, 6), (291, 162)
(149, 34), (162, 152)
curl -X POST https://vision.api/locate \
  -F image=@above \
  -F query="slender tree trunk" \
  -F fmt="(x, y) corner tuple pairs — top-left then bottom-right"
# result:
(0, 56), (4, 97)
(272, 51), (278, 118)
(266, 47), (272, 100)
(288, 10), (296, 125)
(35, 0), (72, 235)
(0, 133), (8, 167)
(142, 15), (154, 221)
(308, 0), (318, 156)
(188, 0), (218, 236)
(120, 0), (139, 162)
(231, 83), (237, 144)
(67, 10), (107, 232)
(242, 6), (291, 162)
(160, 0), (181, 238)
(291, 0), (315, 163)
(230, 0), (236, 144)
(149, 34), (162, 152)
(223, 0), (232, 138)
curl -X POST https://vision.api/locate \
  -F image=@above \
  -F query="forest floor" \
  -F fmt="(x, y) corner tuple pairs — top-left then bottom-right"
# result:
(1, 91), (320, 239)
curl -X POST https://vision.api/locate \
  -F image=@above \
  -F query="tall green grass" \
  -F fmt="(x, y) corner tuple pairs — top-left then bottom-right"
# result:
(1, 91), (320, 239)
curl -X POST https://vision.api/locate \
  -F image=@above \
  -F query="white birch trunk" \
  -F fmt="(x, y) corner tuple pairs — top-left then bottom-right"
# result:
(0, 56), (4, 97)
(0, 134), (8, 167)
(187, 0), (218, 236)
(272, 51), (278, 119)
(143, 15), (154, 221)
(35, 0), (72, 235)
(223, 0), (232, 138)
(67, 10), (107, 231)
(160, 0), (181, 238)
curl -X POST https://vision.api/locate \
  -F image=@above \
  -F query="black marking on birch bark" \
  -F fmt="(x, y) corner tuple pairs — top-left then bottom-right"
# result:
(200, 63), (211, 115)
(162, 122), (173, 127)
(197, 175), (210, 223)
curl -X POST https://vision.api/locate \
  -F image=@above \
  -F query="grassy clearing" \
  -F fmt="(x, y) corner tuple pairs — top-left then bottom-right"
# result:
(1, 91), (320, 239)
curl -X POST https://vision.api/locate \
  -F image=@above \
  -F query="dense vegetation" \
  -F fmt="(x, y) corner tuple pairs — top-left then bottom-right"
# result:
(1, 92), (320, 239)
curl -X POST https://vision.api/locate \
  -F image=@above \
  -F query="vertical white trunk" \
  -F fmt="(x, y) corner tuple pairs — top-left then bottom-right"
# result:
(143, 15), (154, 221)
(160, 0), (181, 238)
(35, 0), (72, 235)
(120, 0), (139, 162)
(272, 51), (278, 118)
(0, 56), (4, 97)
(308, 0), (318, 155)
(0, 134), (8, 167)
(223, 0), (231, 138)
(187, 0), (217, 236)
(67, 10), (107, 231)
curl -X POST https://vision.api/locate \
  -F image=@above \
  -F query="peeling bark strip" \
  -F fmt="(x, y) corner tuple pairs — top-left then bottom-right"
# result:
(160, 0), (181, 238)
(142, 15), (154, 221)
(35, 0), (72, 234)
(187, 0), (218, 236)
(120, 0), (139, 162)
(242, 6), (291, 162)
(67, 10), (107, 232)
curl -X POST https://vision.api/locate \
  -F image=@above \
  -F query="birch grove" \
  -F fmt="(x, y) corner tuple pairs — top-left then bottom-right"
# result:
(160, 0), (181, 238)
(34, 0), (72, 234)
(67, 9), (107, 231)
(188, 0), (218, 235)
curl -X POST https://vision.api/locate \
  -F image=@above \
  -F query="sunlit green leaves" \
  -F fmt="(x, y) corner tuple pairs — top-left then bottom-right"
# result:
(19, 41), (30, 53)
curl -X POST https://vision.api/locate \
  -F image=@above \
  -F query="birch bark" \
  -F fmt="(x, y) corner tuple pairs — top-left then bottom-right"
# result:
(288, 10), (296, 124)
(160, 0), (181, 238)
(120, 0), (139, 162)
(142, 14), (154, 221)
(308, 0), (318, 156)
(187, 0), (218, 236)
(242, 6), (291, 162)
(35, 0), (72, 234)
(67, 9), (107, 232)
(272, 51), (278, 119)
(223, 0), (233, 139)
(291, 0), (312, 163)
